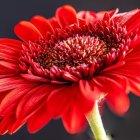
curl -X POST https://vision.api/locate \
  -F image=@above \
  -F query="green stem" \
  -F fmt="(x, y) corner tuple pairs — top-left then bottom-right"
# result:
(86, 101), (109, 140)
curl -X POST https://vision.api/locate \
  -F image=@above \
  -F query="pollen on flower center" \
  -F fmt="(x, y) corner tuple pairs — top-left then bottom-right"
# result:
(37, 35), (108, 69)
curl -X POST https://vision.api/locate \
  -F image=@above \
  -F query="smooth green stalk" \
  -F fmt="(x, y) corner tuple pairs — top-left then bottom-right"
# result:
(86, 101), (109, 140)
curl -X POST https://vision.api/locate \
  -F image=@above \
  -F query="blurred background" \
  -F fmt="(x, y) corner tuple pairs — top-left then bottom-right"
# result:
(0, 0), (140, 140)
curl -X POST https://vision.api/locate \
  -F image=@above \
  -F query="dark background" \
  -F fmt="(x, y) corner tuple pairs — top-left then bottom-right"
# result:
(0, 0), (140, 140)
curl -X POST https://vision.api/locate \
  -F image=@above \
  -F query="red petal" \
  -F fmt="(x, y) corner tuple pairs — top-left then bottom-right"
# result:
(106, 91), (130, 116)
(114, 9), (140, 34)
(112, 62), (140, 77)
(0, 38), (22, 48)
(14, 21), (43, 42)
(0, 43), (20, 54)
(127, 77), (140, 96)
(0, 61), (18, 70)
(0, 77), (30, 92)
(0, 84), (35, 116)
(56, 5), (77, 28)
(63, 72), (79, 82)
(0, 51), (19, 62)
(21, 74), (50, 82)
(123, 10), (140, 33)
(125, 37), (140, 59)
(79, 80), (99, 103)
(114, 9), (139, 24)
(0, 115), (24, 134)
(47, 86), (72, 117)
(0, 61), (18, 77)
(0, 91), (8, 104)
(78, 9), (118, 24)
(48, 17), (61, 29)
(16, 84), (55, 120)
(62, 102), (86, 134)
(77, 18), (86, 26)
(27, 104), (50, 133)
(0, 116), (15, 134)
(78, 79), (107, 113)
(0, 39), (21, 62)
(100, 73), (128, 94)
(77, 11), (96, 24)
(100, 61), (125, 74)
(96, 9), (119, 20)
(95, 76), (129, 115)
(30, 16), (54, 37)
(0, 66), (16, 78)
(9, 119), (25, 134)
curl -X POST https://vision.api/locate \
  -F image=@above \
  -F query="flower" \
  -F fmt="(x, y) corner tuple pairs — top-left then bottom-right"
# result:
(0, 5), (140, 134)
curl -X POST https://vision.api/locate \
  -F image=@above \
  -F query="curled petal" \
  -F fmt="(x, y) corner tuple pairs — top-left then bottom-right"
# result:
(112, 62), (140, 77)
(48, 17), (61, 29)
(94, 76), (129, 115)
(63, 72), (79, 82)
(79, 80), (99, 101)
(30, 16), (54, 37)
(14, 21), (43, 42)
(27, 104), (50, 133)
(0, 116), (15, 134)
(62, 102), (86, 134)
(123, 10), (140, 33)
(0, 61), (18, 70)
(47, 87), (72, 117)
(9, 119), (25, 134)
(56, 5), (77, 27)
(77, 11), (96, 24)
(127, 77), (140, 96)
(106, 91), (130, 116)
(0, 38), (22, 48)
(21, 74), (50, 82)
(0, 84), (36, 116)
(0, 77), (31, 92)
(16, 84), (56, 120)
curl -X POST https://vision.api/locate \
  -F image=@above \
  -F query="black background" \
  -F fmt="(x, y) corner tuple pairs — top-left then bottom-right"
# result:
(0, 0), (140, 140)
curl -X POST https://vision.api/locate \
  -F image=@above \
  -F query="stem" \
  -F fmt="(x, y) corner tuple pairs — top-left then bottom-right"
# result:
(86, 101), (108, 140)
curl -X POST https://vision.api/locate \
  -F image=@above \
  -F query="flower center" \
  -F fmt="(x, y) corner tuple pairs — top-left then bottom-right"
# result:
(36, 35), (107, 69)
(19, 17), (131, 82)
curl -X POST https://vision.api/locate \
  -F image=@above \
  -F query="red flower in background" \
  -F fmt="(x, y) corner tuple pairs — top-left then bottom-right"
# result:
(0, 5), (140, 134)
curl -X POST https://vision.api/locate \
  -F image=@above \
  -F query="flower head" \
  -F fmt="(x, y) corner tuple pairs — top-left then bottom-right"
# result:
(0, 5), (140, 134)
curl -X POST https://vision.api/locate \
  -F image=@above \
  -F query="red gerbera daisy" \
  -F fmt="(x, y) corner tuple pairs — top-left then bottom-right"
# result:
(0, 5), (140, 135)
